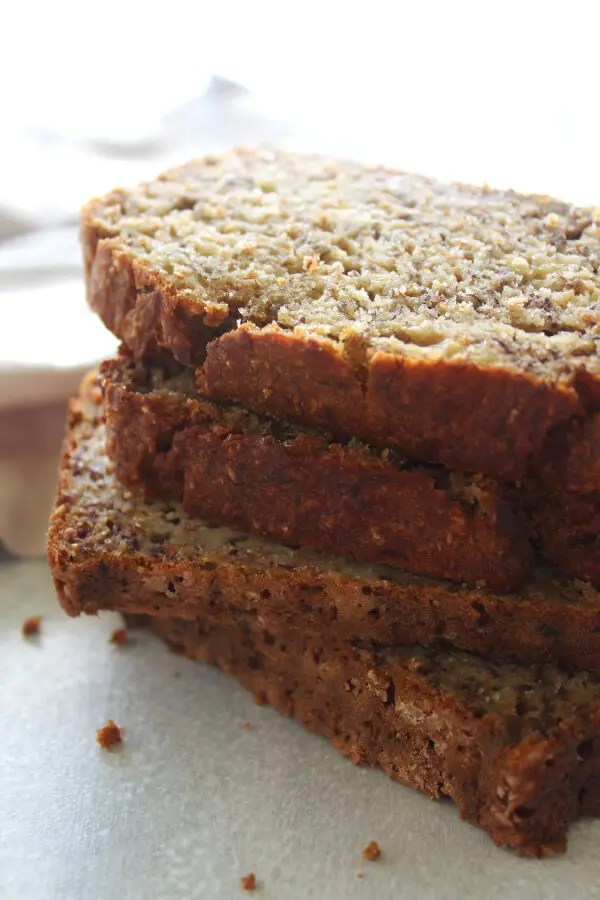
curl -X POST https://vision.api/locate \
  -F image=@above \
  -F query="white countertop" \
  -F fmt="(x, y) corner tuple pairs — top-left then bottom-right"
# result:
(2, 558), (600, 899)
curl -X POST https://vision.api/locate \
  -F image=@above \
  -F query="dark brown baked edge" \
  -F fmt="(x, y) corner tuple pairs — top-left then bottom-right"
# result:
(199, 325), (596, 483)
(529, 491), (600, 586)
(125, 611), (600, 857)
(82, 225), (600, 485)
(84, 233), (235, 367)
(100, 350), (600, 589)
(538, 411), (600, 495)
(49, 527), (600, 676)
(100, 353), (532, 591)
(47, 387), (600, 672)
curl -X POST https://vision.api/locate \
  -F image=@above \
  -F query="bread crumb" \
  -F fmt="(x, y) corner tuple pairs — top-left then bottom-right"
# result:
(242, 721), (251, 729)
(362, 841), (381, 861)
(22, 616), (41, 636)
(96, 719), (122, 750)
(357, 872), (364, 879)
(110, 628), (128, 646)
(240, 873), (256, 891)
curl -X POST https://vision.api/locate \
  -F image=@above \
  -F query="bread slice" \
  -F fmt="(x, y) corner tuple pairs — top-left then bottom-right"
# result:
(48, 373), (600, 672)
(82, 148), (600, 480)
(100, 349), (600, 589)
(100, 349), (532, 590)
(126, 610), (600, 857)
(525, 491), (600, 588)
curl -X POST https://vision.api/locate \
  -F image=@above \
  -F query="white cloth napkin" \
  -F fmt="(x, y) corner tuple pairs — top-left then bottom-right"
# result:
(0, 77), (297, 555)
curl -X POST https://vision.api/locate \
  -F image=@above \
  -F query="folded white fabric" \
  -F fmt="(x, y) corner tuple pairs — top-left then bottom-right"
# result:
(0, 78), (297, 555)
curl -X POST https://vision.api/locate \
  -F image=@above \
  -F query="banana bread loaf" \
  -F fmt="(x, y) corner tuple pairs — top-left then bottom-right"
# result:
(100, 350), (600, 588)
(82, 148), (600, 480)
(48, 375), (600, 673)
(127, 610), (600, 857)
(100, 350), (531, 590)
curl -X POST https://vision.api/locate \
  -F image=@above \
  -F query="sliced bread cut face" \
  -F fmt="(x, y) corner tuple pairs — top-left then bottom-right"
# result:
(47, 372), (600, 673)
(129, 611), (600, 858)
(82, 148), (600, 478)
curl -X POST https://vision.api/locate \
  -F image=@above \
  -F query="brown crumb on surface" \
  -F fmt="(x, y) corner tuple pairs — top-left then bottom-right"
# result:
(240, 873), (256, 891)
(362, 841), (381, 861)
(242, 721), (251, 729)
(357, 872), (364, 879)
(110, 628), (128, 645)
(22, 616), (41, 636)
(96, 719), (122, 750)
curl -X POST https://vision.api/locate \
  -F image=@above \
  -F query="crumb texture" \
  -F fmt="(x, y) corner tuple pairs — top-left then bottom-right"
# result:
(240, 873), (256, 891)
(109, 628), (128, 646)
(85, 149), (600, 373)
(96, 719), (122, 750)
(362, 841), (381, 861)
(22, 616), (41, 636)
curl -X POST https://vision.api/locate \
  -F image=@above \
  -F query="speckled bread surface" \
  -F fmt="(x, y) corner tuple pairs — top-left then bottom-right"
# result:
(83, 148), (600, 479)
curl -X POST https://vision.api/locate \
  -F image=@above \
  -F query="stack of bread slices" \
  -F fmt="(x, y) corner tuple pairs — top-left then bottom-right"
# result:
(48, 148), (600, 856)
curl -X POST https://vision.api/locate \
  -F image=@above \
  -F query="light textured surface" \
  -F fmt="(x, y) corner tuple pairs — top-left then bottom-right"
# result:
(2, 558), (600, 900)
(86, 148), (600, 374)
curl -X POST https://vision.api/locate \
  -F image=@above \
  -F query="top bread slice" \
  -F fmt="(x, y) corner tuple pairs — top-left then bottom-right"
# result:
(82, 148), (600, 479)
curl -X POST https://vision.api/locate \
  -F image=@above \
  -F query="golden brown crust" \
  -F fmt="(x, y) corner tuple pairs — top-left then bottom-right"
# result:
(101, 350), (600, 589)
(100, 351), (532, 590)
(199, 325), (590, 482)
(129, 611), (600, 857)
(86, 240), (234, 366)
(47, 381), (600, 673)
